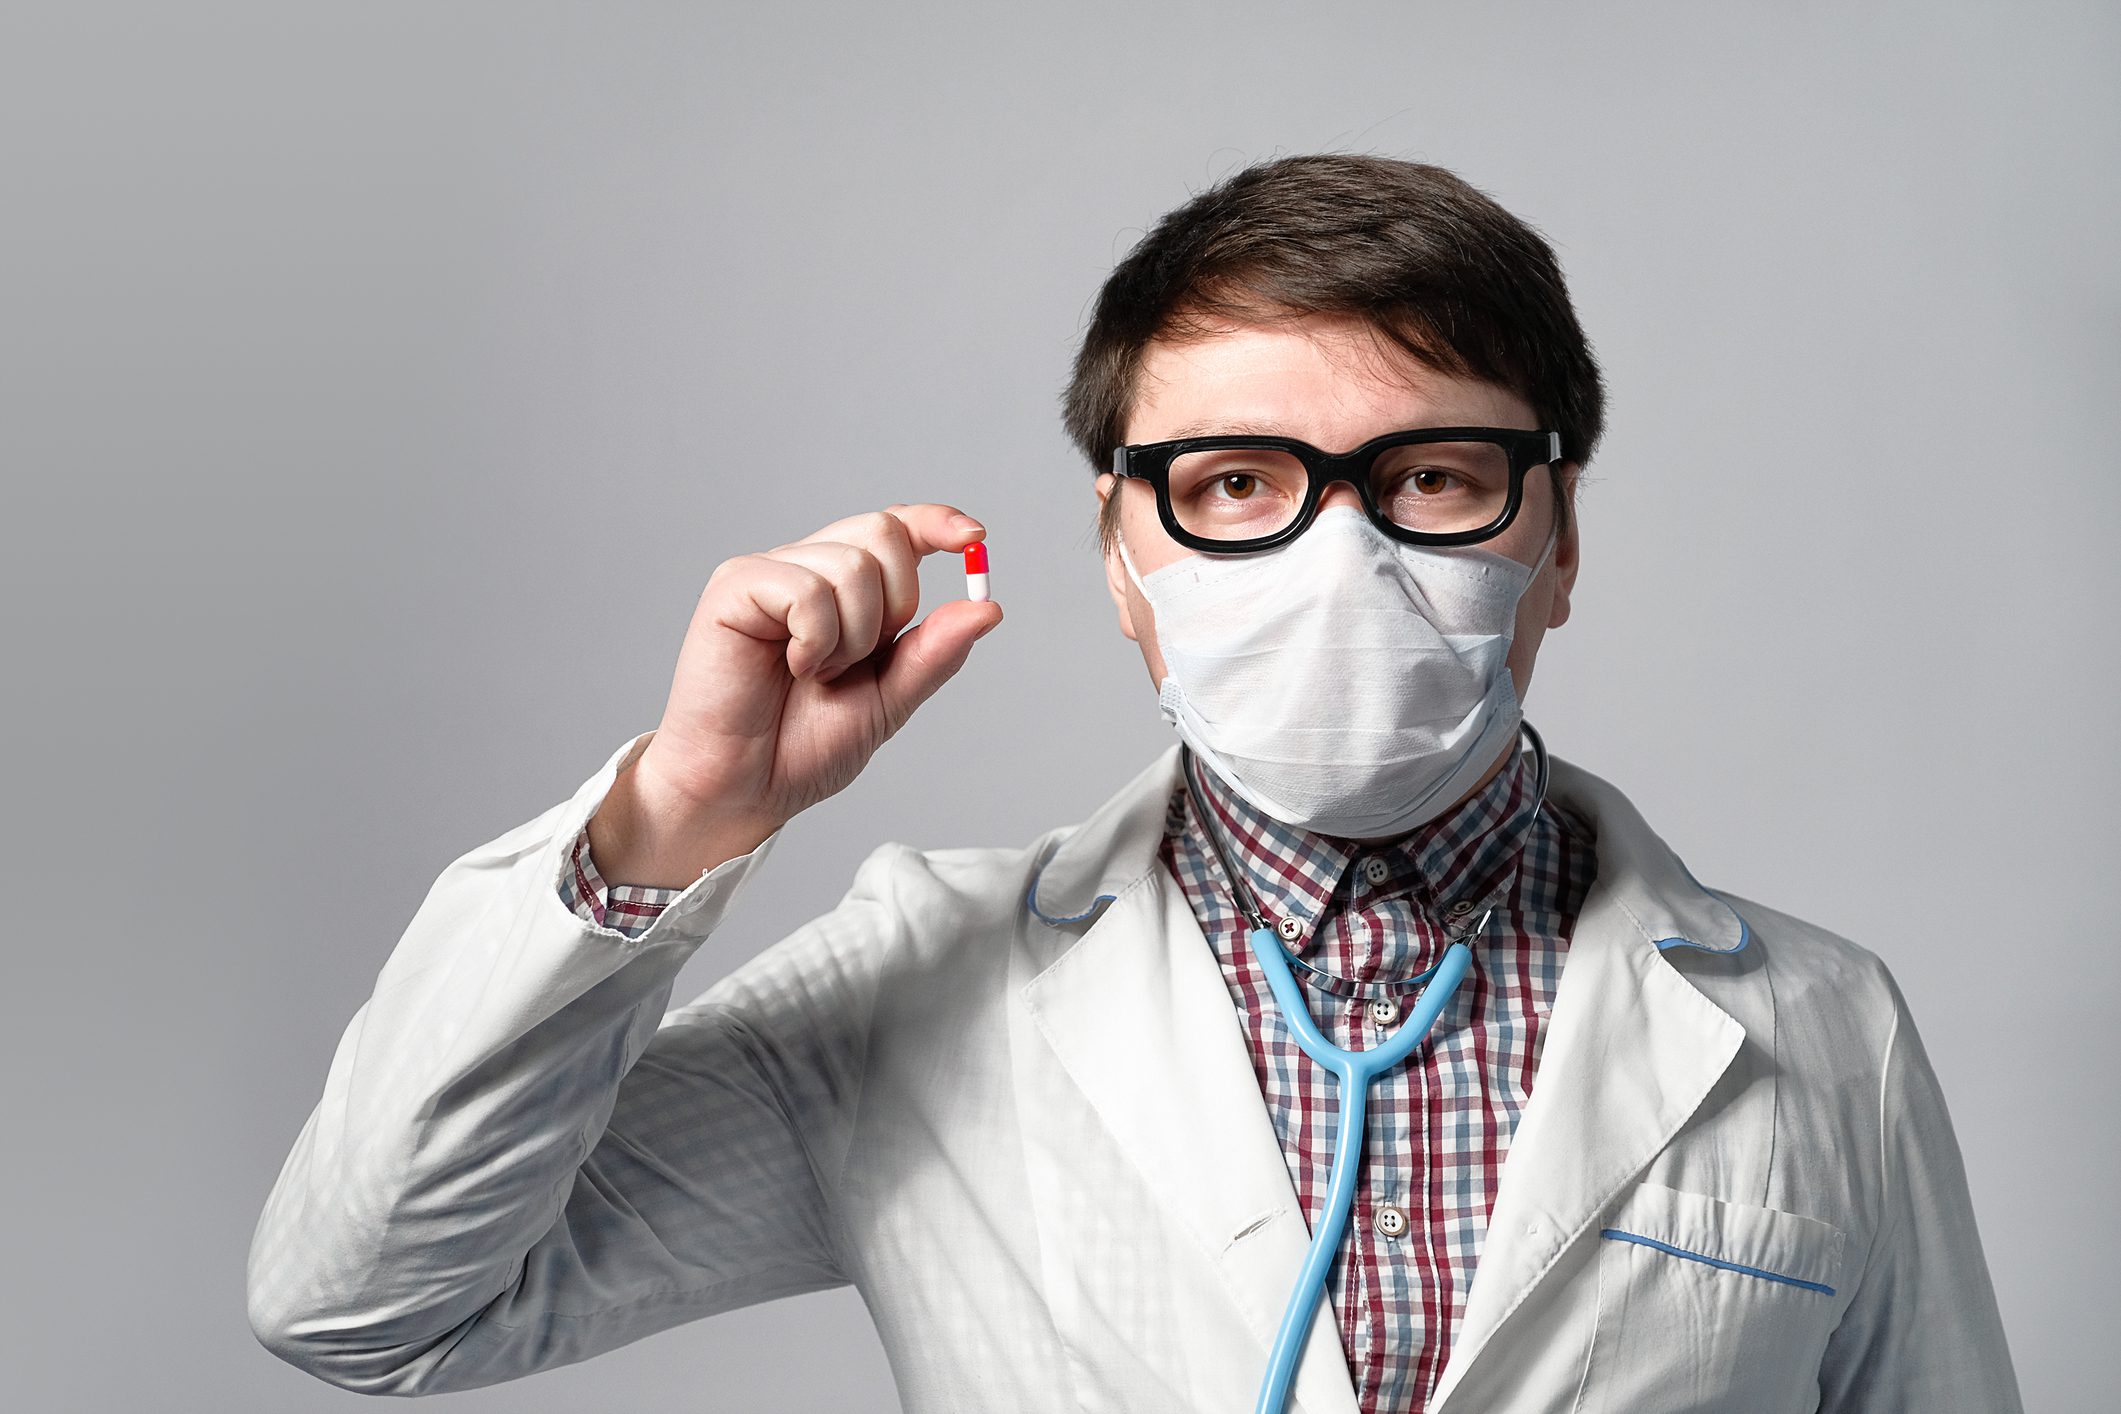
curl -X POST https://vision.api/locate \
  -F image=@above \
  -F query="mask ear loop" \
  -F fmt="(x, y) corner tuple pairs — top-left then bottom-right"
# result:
(1114, 520), (1149, 599)
(1461, 511), (1559, 579)
(1526, 512), (1561, 578)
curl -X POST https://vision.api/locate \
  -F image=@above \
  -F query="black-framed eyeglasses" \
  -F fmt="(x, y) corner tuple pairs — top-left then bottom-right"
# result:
(1110, 425), (1562, 553)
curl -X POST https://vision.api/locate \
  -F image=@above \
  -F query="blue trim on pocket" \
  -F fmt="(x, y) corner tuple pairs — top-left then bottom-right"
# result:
(1599, 1228), (1835, 1296)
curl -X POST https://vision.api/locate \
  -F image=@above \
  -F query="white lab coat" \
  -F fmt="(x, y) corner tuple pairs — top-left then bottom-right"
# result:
(248, 730), (2023, 1412)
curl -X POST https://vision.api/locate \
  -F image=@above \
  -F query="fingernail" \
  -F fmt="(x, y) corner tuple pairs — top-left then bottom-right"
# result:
(951, 515), (982, 534)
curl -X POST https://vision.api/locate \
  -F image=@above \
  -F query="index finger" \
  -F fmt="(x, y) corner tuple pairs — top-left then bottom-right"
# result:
(795, 503), (984, 558)
(879, 502), (986, 554)
(789, 503), (986, 638)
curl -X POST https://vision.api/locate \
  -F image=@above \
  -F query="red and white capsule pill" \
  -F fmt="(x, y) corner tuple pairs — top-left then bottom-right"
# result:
(962, 541), (990, 602)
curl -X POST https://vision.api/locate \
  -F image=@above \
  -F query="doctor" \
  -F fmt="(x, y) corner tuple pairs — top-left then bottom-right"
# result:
(248, 154), (2023, 1412)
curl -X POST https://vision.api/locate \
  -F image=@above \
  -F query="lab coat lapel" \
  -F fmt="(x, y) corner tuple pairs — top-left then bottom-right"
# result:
(1427, 757), (1749, 1412)
(1021, 746), (1362, 1414)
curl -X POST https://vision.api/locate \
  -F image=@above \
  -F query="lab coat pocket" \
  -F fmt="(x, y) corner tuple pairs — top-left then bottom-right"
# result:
(1573, 1181), (1845, 1414)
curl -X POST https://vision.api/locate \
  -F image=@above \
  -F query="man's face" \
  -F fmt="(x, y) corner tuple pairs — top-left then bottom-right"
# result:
(1096, 311), (1581, 709)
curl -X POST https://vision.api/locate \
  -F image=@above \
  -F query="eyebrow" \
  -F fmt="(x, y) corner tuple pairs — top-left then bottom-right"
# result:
(1159, 419), (1476, 442)
(1164, 419), (1296, 440)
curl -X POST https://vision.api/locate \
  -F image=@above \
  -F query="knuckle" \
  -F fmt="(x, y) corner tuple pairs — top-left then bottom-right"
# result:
(869, 508), (912, 545)
(706, 553), (758, 591)
(790, 562), (835, 600)
(846, 543), (884, 582)
(806, 541), (876, 589)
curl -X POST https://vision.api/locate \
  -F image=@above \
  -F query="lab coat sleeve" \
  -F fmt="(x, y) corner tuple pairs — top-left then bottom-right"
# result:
(246, 730), (887, 1395)
(1815, 969), (2023, 1411)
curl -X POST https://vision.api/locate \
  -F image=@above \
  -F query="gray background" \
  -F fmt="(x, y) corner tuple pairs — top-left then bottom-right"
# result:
(3, 2), (2113, 1410)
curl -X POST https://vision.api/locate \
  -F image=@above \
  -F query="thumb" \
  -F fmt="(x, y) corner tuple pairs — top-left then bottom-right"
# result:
(875, 601), (1003, 732)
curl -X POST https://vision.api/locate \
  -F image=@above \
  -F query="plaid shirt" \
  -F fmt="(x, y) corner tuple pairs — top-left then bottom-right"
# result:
(560, 744), (1594, 1413)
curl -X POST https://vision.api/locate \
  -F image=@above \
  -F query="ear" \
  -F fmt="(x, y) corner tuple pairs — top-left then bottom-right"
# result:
(1547, 462), (1582, 630)
(1095, 473), (1141, 643)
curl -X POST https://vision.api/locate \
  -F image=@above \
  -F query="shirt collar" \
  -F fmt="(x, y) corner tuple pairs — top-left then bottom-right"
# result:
(1167, 741), (1546, 935)
(1025, 741), (1746, 960)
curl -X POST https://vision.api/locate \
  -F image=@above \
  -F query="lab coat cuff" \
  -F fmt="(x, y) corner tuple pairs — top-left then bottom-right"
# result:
(544, 729), (785, 946)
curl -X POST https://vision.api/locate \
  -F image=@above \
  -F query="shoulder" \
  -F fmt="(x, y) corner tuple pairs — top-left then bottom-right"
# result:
(1717, 889), (1894, 991)
(1699, 887), (1909, 1066)
(854, 752), (1183, 944)
(738, 744), (1182, 994)
(851, 832), (1067, 922)
(691, 830), (1069, 1040)
(788, 826), (1082, 985)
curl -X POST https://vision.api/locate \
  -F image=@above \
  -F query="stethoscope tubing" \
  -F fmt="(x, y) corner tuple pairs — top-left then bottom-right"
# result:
(1242, 925), (1474, 1414)
(1179, 724), (1549, 1414)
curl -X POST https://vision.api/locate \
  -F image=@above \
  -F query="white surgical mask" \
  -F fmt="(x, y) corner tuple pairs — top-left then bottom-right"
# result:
(1118, 502), (1556, 839)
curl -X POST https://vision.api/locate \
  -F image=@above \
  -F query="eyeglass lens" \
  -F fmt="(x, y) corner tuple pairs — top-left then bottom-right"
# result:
(1164, 440), (1513, 542)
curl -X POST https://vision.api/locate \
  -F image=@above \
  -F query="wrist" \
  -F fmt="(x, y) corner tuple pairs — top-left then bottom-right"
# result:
(590, 748), (782, 890)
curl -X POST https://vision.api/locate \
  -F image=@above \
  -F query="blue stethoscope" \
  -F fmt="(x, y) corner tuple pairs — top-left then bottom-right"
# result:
(1179, 722), (1551, 1414)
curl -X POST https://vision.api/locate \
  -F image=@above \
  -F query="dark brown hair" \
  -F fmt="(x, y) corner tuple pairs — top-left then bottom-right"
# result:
(1062, 153), (1606, 555)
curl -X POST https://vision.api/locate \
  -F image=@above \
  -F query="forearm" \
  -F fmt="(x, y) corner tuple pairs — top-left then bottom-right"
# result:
(248, 750), (778, 1391)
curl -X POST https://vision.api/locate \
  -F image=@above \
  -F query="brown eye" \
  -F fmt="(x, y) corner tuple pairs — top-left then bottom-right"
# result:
(1221, 474), (1258, 499)
(1411, 469), (1452, 494)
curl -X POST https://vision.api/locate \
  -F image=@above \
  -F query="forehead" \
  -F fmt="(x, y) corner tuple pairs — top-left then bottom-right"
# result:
(1126, 313), (1534, 448)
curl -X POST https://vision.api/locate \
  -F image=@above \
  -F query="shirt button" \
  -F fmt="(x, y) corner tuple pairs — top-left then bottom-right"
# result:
(1275, 914), (1306, 946)
(1362, 857), (1391, 885)
(1367, 995), (1400, 1026)
(1375, 1204), (1409, 1239)
(1447, 899), (1477, 918)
